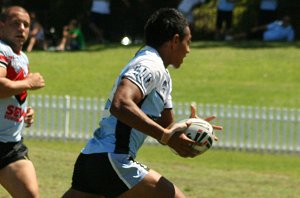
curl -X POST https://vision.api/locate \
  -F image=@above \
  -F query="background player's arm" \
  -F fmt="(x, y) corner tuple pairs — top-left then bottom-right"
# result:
(0, 66), (45, 98)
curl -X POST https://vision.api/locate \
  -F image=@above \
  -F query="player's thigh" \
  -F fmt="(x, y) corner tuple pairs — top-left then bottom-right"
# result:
(0, 159), (39, 197)
(119, 169), (185, 198)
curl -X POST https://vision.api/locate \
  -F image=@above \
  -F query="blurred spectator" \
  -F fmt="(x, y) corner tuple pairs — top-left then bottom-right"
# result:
(88, 0), (111, 43)
(26, 11), (47, 52)
(177, 0), (206, 33)
(56, 19), (86, 51)
(214, 0), (236, 40)
(233, 15), (295, 42)
(258, 0), (278, 26)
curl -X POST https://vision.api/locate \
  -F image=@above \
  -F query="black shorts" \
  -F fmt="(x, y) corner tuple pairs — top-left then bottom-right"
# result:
(216, 10), (233, 29)
(71, 153), (149, 198)
(0, 140), (29, 169)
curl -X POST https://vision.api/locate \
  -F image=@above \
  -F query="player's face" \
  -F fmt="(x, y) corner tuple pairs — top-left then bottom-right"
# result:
(170, 26), (191, 69)
(0, 9), (30, 52)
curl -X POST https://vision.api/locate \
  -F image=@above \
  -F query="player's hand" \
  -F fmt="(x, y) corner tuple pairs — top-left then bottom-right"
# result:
(189, 103), (223, 141)
(24, 106), (34, 128)
(166, 121), (203, 158)
(26, 73), (45, 90)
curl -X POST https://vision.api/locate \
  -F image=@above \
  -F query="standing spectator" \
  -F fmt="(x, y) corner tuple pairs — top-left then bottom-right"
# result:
(258, 0), (278, 26)
(56, 19), (85, 51)
(214, 0), (236, 40)
(62, 8), (221, 198)
(0, 6), (45, 198)
(177, 0), (206, 33)
(88, 0), (111, 43)
(26, 11), (47, 52)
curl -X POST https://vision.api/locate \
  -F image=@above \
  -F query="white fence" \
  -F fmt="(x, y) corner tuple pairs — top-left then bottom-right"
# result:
(24, 95), (300, 153)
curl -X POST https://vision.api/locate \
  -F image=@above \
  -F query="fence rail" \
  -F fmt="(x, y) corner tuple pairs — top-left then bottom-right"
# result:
(24, 95), (300, 153)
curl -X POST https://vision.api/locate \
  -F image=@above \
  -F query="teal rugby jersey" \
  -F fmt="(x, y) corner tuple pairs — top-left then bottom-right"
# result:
(82, 46), (173, 158)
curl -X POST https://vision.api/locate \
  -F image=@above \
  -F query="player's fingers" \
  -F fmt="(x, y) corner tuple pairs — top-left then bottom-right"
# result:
(212, 125), (223, 130)
(189, 103), (199, 119)
(25, 118), (34, 128)
(204, 115), (216, 122)
(26, 106), (34, 116)
(213, 135), (219, 141)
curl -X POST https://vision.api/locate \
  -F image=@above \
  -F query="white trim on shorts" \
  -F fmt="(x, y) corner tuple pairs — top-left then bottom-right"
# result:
(108, 153), (149, 189)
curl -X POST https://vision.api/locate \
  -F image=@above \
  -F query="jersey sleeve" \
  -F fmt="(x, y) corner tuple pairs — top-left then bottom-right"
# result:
(0, 52), (8, 69)
(123, 63), (159, 97)
(164, 94), (173, 109)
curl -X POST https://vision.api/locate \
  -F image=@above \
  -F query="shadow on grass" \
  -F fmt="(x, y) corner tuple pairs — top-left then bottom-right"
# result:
(84, 42), (143, 52)
(36, 40), (300, 53)
(85, 40), (300, 51)
(190, 40), (300, 49)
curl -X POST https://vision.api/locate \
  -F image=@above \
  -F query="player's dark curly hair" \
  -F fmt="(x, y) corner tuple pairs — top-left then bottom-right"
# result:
(144, 8), (188, 49)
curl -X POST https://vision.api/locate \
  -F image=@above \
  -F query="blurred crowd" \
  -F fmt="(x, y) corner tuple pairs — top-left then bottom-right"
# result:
(0, 0), (296, 52)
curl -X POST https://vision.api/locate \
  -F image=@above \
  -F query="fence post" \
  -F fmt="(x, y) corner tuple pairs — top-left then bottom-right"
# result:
(43, 95), (49, 138)
(50, 96), (56, 138)
(64, 95), (70, 140)
(239, 106), (245, 150)
(267, 107), (274, 151)
(297, 110), (300, 152)
(225, 105), (232, 149)
(282, 108), (288, 151)
(246, 106), (253, 151)
(289, 109), (295, 152)
(260, 107), (267, 151)
(274, 108), (281, 152)
(253, 106), (259, 151)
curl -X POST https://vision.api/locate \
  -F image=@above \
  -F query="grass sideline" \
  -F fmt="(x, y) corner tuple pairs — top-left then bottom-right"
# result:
(0, 140), (299, 198)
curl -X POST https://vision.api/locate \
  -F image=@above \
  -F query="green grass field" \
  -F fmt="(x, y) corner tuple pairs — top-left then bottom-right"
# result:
(1, 140), (300, 198)
(28, 41), (300, 108)
(1, 42), (299, 197)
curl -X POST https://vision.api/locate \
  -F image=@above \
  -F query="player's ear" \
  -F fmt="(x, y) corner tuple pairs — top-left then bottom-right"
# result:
(170, 34), (180, 48)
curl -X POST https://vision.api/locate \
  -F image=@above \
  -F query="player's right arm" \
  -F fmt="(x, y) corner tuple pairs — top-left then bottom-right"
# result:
(110, 78), (199, 157)
(0, 66), (45, 98)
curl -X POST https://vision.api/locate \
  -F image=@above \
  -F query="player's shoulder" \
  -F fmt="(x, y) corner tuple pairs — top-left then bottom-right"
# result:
(0, 41), (14, 56)
(135, 47), (165, 70)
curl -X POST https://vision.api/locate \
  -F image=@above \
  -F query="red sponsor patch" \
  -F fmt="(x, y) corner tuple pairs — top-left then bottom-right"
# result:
(4, 105), (26, 122)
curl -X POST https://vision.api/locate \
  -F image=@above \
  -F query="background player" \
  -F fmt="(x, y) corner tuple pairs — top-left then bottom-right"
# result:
(0, 6), (45, 198)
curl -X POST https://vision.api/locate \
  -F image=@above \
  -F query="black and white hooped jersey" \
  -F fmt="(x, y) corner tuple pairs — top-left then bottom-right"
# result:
(0, 40), (29, 142)
(82, 46), (172, 158)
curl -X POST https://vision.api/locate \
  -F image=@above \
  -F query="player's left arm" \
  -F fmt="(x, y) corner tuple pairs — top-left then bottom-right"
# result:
(24, 106), (34, 127)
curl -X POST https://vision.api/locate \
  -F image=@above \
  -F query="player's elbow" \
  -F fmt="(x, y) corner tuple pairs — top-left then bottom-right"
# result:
(109, 97), (132, 118)
(109, 97), (124, 117)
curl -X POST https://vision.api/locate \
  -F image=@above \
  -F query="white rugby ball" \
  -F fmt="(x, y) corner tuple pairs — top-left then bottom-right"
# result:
(178, 118), (214, 155)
